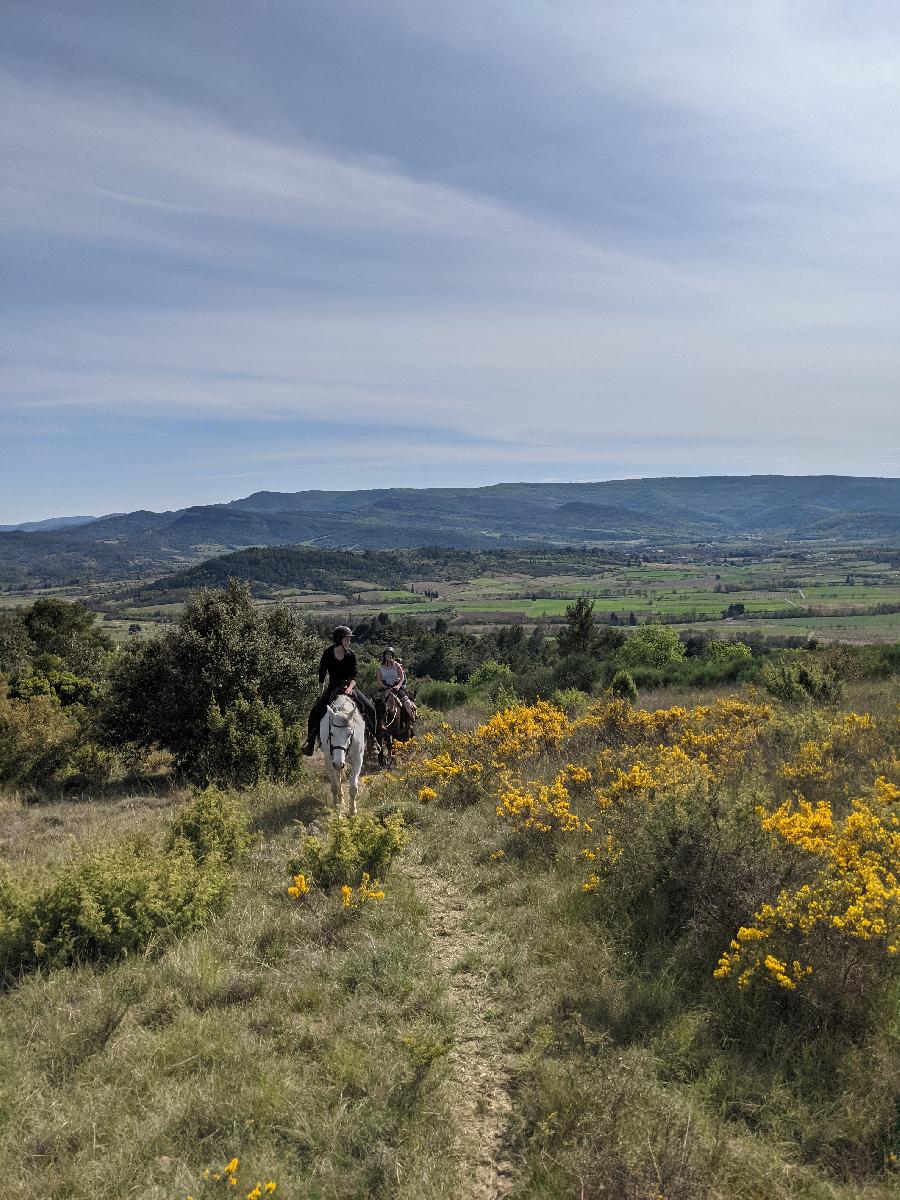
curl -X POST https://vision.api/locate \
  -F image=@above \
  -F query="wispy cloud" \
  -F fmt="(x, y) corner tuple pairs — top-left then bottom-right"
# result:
(1, 1), (898, 522)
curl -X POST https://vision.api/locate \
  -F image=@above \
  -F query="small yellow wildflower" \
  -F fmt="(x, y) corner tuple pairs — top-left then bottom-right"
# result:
(340, 885), (353, 908)
(287, 873), (309, 898)
(265, 1184), (277, 1195)
(419, 786), (438, 802)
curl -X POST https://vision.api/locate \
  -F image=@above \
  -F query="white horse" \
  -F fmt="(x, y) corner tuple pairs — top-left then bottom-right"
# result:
(319, 693), (365, 815)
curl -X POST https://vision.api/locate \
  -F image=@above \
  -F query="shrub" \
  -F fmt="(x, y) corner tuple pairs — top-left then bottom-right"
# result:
(468, 659), (515, 701)
(609, 670), (638, 703)
(550, 687), (594, 717)
(66, 740), (118, 787)
(714, 777), (900, 1024)
(168, 786), (251, 866)
(617, 623), (686, 671)
(200, 696), (305, 787)
(290, 810), (408, 889)
(102, 580), (318, 780)
(22, 598), (112, 678)
(10, 668), (101, 707)
(0, 683), (79, 787)
(761, 650), (846, 705)
(415, 680), (470, 710)
(0, 838), (233, 978)
(705, 639), (752, 664)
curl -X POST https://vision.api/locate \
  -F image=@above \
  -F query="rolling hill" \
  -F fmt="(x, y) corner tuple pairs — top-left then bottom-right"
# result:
(2, 476), (899, 589)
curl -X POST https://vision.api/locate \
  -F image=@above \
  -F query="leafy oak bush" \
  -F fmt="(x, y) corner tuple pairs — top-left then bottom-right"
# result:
(102, 580), (318, 782)
(200, 696), (305, 788)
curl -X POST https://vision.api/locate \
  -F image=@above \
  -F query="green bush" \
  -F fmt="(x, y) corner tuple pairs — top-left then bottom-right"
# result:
(0, 839), (233, 979)
(415, 679), (470, 710)
(761, 650), (845, 704)
(10, 667), (100, 707)
(609, 670), (638, 703)
(168, 786), (250, 866)
(704, 639), (752, 664)
(617, 623), (686, 671)
(0, 788), (249, 979)
(200, 696), (305, 787)
(550, 687), (594, 717)
(290, 810), (408, 889)
(0, 684), (79, 787)
(66, 740), (118, 787)
(101, 580), (318, 780)
(468, 659), (515, 701)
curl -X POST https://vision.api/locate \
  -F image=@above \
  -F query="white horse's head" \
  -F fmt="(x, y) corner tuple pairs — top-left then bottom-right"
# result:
(325, 694), (357, 770)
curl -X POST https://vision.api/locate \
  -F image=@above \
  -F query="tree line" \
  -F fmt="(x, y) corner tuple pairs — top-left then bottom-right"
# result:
(2, 584), (898, 793)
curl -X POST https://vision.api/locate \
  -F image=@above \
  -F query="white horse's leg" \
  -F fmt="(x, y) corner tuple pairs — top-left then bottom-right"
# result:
(331, 766), (344, 813)
(347, 723), (364, 816)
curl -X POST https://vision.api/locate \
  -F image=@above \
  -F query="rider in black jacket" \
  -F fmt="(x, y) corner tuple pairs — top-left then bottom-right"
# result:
(303, 626), (376, 754)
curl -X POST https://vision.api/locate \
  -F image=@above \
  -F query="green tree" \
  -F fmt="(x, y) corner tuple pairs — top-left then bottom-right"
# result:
(617, 622), (686, 670)
(0, 614), (35, 678)
(705, 640), (752, 663)
(557, 598), (597, 657)
(22, 599), (112, 678)
(102, 580), (318, 782)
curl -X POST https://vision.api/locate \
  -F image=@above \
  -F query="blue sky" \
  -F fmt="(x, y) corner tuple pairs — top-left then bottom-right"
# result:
(2, 1), (899, 522)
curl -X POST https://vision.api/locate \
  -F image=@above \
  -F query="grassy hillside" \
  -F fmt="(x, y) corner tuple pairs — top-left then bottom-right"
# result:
(1, 681), (897, 1198)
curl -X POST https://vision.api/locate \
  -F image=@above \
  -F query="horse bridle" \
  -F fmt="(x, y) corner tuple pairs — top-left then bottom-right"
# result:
(327, 699), (355, 761)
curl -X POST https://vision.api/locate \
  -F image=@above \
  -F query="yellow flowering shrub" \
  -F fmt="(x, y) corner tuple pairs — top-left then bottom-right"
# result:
(340, 873), (386, 909)
(496, 771), (582, 838)
(474, 700), (569, 763)
(287, 873), (309, 899)
(715, 776), (900, 1011)
(396, 693), (898, 1028)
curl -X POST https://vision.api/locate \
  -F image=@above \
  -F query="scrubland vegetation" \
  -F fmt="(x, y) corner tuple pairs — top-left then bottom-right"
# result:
(0, 580), (898, 1198)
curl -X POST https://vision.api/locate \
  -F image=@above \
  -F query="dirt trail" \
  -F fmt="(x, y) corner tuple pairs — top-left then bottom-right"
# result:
(405, 849), (518, 1199)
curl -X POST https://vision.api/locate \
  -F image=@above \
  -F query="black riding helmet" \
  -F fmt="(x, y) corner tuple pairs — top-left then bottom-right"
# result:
(382, 646), (396, 661)
(332, 625), (353, 644)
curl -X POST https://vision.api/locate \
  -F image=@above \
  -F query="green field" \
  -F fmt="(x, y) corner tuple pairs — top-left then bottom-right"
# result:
(7, 548), (900, 645)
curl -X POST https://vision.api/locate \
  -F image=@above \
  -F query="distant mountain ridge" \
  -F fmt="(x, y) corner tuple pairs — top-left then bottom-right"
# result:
(2, 476), (899, 589)
(0, 515), (97, 533)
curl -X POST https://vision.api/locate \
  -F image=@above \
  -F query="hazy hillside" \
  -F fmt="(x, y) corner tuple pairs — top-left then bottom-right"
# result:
(3, 476), (899, 589)
(0, 515), (97, 533)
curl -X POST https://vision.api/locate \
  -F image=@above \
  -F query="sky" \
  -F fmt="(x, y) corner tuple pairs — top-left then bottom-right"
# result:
(2, 1), (899, 523)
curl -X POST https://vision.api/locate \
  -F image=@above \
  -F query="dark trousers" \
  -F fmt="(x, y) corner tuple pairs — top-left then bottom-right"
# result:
(307, 686), (376, 746)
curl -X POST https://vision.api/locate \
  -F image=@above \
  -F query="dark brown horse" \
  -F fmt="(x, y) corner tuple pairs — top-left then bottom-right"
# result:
(376, 687), (416, 766)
